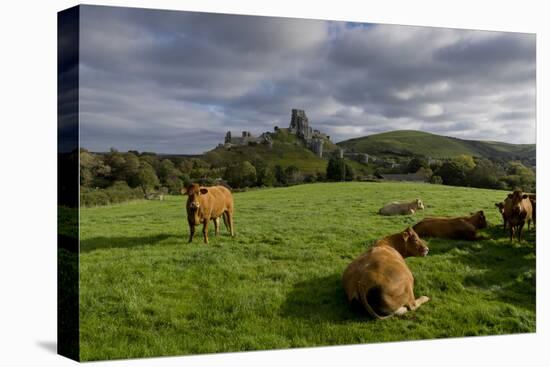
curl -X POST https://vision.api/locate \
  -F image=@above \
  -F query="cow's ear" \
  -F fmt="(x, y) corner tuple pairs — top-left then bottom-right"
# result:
(495, 203), (499, 207)
(522, 194), (528, 199)
(402, 228), (410, 242)
(181, 188), (188, 195)
(507, 194), (512, 199)
(200, 188), (209, 195)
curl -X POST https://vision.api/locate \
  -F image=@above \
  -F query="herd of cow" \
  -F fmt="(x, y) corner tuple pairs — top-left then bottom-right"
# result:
(182, 183), (535, 320)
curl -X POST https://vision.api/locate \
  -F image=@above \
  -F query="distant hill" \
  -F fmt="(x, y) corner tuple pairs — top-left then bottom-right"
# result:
(203, 129), (339, 174)
(337, 130), (535, 161)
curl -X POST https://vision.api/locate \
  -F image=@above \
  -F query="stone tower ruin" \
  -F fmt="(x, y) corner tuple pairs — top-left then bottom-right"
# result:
(289, 109), (313, 140)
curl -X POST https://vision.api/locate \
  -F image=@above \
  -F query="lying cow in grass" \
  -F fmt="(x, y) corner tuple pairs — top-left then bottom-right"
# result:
(412, 211), (487, 240)
(342, 227), (430, 319)
(504, 190), (533, 242)
(182, 183), (235, 244)
(378, 199), (424, 215)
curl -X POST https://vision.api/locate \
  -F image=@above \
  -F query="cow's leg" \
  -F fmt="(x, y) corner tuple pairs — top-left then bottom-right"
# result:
(227, 210), (235, 237)
(509, 225), (514, 242)
(222, 212), (229, 231)
(202, 219), (209, 244)
(415, 296), (430, 308)
(213, 217), (220, 236)
(188, 222), (195, 243)
(518, 222), (525, 242)
(393, 306), (408, 316)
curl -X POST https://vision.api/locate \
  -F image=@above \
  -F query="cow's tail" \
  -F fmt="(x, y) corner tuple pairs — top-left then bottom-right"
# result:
(359, 286), (393, 320)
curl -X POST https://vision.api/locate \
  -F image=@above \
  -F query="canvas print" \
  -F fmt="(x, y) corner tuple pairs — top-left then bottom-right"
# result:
(58, 5), (536, 362)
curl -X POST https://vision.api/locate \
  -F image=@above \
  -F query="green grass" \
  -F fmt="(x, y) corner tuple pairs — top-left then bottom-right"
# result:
(337, 130), (535, 159)
(79, 182), (535, 361)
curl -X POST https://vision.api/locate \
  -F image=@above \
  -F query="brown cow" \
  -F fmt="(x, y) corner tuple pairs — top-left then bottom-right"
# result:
(182, 183), (235, 244)
(412, 211), (487, 240)
(342, 227), (430, 319)
(504, 190), (533, 242)
(495, 202), (507, 230)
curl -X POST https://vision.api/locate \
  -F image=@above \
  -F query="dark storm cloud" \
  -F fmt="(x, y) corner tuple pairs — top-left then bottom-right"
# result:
(78, 5), (536, 154)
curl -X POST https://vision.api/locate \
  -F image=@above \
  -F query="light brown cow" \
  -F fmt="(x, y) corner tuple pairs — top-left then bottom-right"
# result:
(504, 190), (533, 242)
(412, 211), (487, 240)
(342, 227), (430, 319)
(182, 183), (235, 244)
(378, 199), (424, 216)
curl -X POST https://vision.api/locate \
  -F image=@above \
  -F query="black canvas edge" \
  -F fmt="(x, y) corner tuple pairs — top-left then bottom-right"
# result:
(57, 5), (80, 362)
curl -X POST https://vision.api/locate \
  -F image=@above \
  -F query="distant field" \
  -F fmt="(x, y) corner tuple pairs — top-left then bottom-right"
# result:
(79, 182), (535, 361)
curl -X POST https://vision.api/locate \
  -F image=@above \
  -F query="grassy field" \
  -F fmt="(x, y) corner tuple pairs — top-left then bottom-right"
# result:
(79, 182), (535, 361)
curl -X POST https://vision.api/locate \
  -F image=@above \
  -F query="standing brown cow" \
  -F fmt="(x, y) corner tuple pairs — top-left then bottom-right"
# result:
(504, 190), (533, 242)
(495, 202), (507, 230)
(342, 227), (430, 319)
(182, 183), (235, 244)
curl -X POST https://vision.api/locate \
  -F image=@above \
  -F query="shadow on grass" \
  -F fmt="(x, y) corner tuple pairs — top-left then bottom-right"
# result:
(424, 224), (536, 311)
(80, 233), (179, 253)
(279, 273), (367, 323)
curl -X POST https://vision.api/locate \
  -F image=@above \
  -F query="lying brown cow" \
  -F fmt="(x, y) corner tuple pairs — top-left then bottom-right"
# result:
(342, 227), (429, 319)
(504, 190), (533, 242)
(182, 183), (235, 244)
(412, 211), (487, 240)
(378, 199), (424, 216)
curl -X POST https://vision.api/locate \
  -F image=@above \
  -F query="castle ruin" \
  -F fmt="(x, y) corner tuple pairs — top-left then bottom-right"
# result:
(288, 109), (328, 158)
(224, 130), (272, 148)
(222, 109), (328, 157)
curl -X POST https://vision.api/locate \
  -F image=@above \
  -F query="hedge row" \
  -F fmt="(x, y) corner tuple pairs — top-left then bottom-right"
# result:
(80, 181), (144, 207)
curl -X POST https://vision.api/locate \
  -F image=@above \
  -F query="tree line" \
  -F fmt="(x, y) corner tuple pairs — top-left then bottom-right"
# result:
(79, 148), (535, 206)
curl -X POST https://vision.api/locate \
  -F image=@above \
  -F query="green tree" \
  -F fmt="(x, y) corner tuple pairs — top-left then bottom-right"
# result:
(326, 157), (354, 181)
(416, 166), (433, 181)
(136, 162), (160, 195)
(122, 153), (140, 187)
(253, 159), (275, 187)
(407, 157), (428, 173)
(274, 165), (286, 185)
(466, 158), (503, 189)
(435, 161), (466, 186)
(503, 161), (535, 192)
(79, 150), (111, 188)
(224, 161), (257, 188)
(454, 154), (476, 171)
(285, 165), (304, 185)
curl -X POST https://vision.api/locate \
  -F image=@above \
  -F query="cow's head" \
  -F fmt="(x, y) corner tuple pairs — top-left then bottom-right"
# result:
(182, 183), (208, 211)
(471, 210), (488, 229)
(495, 202), (505, 214)
(415, 199), (425, 210)
(507, 190), (529, 217)
(401, 227), (429, 257)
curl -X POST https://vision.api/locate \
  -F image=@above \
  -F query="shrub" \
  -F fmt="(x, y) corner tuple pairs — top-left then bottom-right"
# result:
(80, 181), (144, 207)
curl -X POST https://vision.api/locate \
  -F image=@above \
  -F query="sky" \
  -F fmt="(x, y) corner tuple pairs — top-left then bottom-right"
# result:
(77, 5), (536, 154)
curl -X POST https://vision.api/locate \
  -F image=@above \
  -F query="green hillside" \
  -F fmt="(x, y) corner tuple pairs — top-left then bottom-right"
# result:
(337, 130), (535, 160)
(203, 129), (336, 174)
